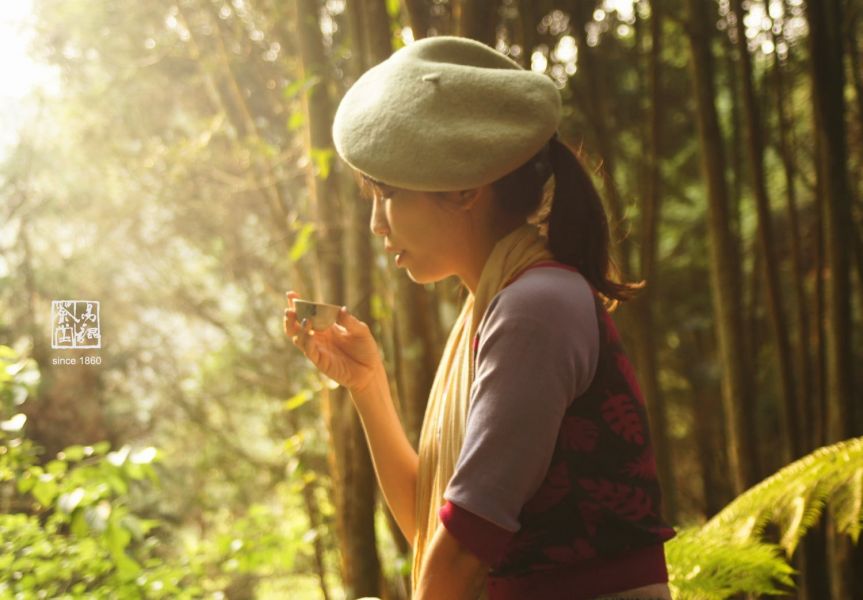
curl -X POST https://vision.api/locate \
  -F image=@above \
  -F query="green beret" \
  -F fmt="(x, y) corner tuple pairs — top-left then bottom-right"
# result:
(332, 35), (561, 192)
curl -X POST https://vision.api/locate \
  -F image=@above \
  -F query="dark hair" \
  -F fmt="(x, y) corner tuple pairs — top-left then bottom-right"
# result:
(491, 134), (642, 310)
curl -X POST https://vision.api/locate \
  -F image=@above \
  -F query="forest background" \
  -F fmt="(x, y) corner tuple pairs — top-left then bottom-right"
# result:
(0, 0), (861, 598)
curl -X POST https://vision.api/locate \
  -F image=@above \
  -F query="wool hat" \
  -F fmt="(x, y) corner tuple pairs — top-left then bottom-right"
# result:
(331, 35), (562, 192)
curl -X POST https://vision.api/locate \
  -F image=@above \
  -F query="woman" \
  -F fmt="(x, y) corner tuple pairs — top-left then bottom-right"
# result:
(285, 36), (675, 600)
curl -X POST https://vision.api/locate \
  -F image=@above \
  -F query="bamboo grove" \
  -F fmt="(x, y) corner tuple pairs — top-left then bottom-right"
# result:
(0, 0), (861, 598)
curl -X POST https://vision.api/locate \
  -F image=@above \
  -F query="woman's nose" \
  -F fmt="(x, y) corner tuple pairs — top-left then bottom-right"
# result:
(369, 196), (389, 237)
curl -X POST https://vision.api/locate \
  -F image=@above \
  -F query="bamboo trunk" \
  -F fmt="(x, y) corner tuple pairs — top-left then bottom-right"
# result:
(768, 6), (814, 458)
(295, 0), (382, 596)
(730, 0), (799, 462)
(806, 0), (856, 442)
(403, 0), (432, 39)
(807, 1), (859, 598)
(455, 0), (498, 46)
(568, 0), (631, 279)
(631, 0), (676, 522)
(683, 0), (758, 494)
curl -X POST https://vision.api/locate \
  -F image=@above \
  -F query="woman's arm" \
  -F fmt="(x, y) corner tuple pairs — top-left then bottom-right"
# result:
(415, 523), (489, 600)
(349, 361), (419, 544)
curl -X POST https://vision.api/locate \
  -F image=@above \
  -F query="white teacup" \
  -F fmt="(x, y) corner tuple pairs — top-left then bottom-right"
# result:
(293, 299), (342, 331)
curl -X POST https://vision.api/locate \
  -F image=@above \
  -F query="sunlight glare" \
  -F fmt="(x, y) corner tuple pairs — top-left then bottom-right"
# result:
(0, 0), (59, 101)
(531, 48), (549, 73)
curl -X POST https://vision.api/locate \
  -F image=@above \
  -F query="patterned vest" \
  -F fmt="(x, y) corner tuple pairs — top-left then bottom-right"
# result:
(474, 261), (676, 579)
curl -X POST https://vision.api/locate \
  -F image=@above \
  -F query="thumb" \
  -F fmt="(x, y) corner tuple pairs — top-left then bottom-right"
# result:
(338, 306), (366, 332)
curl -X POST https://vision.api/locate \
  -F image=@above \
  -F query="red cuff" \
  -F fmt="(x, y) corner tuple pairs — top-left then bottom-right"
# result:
(438, 499), (515, 566)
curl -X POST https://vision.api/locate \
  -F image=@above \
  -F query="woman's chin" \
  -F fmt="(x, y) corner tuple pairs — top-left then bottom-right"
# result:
(405, 269), (426, 284)
(404, 265), (448, 286)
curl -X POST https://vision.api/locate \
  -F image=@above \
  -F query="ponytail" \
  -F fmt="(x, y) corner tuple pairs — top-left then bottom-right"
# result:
(491, 133), (642, 310)
(547, 135), (642, 309)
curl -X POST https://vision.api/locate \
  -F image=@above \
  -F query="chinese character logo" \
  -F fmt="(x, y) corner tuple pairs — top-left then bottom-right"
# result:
(52, 300), (101, 349)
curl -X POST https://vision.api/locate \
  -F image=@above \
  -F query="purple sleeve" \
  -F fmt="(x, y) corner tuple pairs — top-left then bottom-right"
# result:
(443, 268), (599, 535)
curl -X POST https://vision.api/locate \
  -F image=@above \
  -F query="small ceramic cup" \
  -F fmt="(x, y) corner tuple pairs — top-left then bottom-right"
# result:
(293, 299), (342, 331)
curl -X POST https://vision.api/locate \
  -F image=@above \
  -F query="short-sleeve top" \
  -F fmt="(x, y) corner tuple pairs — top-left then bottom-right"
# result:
(437, 261), (676, 600)
(444, 264), (600, 530)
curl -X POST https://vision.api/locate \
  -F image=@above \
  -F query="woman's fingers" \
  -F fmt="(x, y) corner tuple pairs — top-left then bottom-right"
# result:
(337, 306), (367, 333)
(285, 290), (300, 311)
(284, 308), (300, 336)
(291, 317), (315, 353)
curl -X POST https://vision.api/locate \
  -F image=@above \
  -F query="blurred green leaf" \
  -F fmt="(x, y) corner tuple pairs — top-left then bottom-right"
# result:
(283, 74), (320, 100)
(46, 460), (68, 477)
(32, 477), (58, 507)
(62, 445), (86, 461)
(309, 147), (334, 180)
(289, 222), (316, 262)
(386, 0), (400, 19)
(287, 110), (304, 132)
(283, 390), (312, 412)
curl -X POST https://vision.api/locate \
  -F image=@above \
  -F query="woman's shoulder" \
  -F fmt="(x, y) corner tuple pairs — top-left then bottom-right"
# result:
(478, 263), (601, 399)
(496, 263), (595, 316)
(480, 263), (598, 336)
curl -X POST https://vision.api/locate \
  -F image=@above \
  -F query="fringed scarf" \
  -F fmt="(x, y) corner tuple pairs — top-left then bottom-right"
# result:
(411, 222), (554, 596)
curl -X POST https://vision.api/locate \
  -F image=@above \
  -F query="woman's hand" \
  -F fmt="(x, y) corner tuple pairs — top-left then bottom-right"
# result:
(284, 291), (382, 393)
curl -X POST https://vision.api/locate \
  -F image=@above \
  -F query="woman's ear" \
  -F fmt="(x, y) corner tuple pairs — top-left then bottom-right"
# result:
(454, 187), (486, 211)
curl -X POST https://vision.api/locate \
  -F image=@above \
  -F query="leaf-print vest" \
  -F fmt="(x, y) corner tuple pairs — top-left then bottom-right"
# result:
(476, 261), (676, 578)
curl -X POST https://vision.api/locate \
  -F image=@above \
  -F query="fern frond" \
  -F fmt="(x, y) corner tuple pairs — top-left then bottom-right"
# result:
(700, 436), (863, 554)
(666, 526), (795, 600)
(665, 437), (863, 599)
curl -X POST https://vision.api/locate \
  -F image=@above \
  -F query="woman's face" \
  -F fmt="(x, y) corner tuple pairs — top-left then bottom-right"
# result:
(368, 184), (468, 284)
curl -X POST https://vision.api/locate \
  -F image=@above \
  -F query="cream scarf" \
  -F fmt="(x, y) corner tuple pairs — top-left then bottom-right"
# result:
(411, 222), (554, 596)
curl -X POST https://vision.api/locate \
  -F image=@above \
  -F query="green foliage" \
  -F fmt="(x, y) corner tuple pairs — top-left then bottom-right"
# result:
(309, 147), (335, 180)
(0, 346), (38, 413)
(0, 345), (331, 598)
(667, 527), (795, 599)
(667, 436), (863, 599)
(1, 347), (202, 598)
(700, 436), (863, 552)
(289, 221), (317, 263)
(6, 0), (859, 597)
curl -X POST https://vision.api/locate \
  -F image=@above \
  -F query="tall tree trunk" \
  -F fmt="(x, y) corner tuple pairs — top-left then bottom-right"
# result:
(729, 0), (799, 462)
(515, 0), (540, 69)
(295, 1), (381, 597)
(813, 130), (828, 452)
(285, 412), (332, 600)
(680, 320), (734, 518)
(846, 2), (863, 196)
(392, 283), (443, 447)
(806, 118), (834, 600)
(630, 0), (676, 522)
(767, 6), (814, 457)
(807, 2), (858, 598)
(683, 0), (758, 494)
(455, 0), (498, 46)
(768, 8), (828, 595)
(360, 0), (393, 61)
(568, 0), (631, 280)
(403, 0), (432, 39)
(355, 0), (441, 460)
(806, 0), (856, 442)
(843, 2), (863, 347)
(722, 23), (744, 247)
(346, 4), (443, 596)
